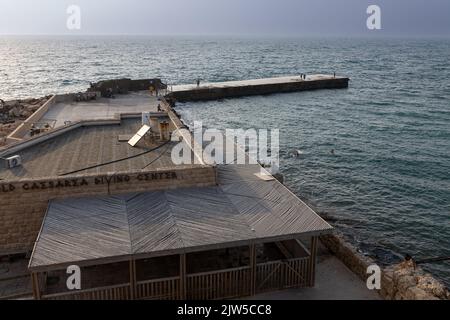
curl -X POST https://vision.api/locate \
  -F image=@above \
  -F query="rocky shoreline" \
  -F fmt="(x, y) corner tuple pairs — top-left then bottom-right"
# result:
(0, 97), (50, 147)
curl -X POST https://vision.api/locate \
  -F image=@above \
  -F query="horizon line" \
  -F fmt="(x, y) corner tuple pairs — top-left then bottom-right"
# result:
(1, 33), (450, 38)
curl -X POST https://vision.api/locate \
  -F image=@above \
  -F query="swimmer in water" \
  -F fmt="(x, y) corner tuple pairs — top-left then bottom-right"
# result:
(289, 149), (303, 158)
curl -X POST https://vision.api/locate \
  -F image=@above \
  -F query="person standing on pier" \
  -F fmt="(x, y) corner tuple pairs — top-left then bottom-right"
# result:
(196, 79), (201, 87)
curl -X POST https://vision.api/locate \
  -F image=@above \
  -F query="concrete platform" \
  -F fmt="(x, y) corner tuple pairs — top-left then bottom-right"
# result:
(249, 245), (380, 300)
(169, 75), (349, 102)
(171, 75), (344, 92)
(41, 91), (159, 127)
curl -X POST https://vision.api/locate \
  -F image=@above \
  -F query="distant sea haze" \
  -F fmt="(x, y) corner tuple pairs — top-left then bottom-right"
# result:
(1, 36), (449, 287)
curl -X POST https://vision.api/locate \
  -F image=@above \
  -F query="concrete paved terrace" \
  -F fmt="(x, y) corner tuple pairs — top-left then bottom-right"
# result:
(250, 243), (380, 300)
(41, 91), (159, 128)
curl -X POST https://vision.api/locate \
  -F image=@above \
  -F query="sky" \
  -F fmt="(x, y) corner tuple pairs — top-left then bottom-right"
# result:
(0, 0), (449, 36)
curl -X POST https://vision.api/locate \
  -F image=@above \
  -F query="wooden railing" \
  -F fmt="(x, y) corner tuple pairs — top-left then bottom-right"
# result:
(42, 283), (131, 300)
(256, 261), (284, 293)
(256, 257), (310, 293)
(187, 266), (251, 300)
(0, 273), (33, 300)
(283, 257), (309, 288)
(136, 276), (180, 300)
(39, 257), (310, 300)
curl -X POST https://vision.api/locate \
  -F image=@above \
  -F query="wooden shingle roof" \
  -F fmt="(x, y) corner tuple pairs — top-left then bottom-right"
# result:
(29, 165), (332, 271)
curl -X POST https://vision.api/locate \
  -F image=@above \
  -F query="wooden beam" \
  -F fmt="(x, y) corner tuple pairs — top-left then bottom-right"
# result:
(179, 254), (186, 300)
(249, 244), (256, 296)
(308, 236), (318, 287)
(294, 239), (311, 256)
(31, 272), (41, 300)
(275, 242), (293, 259)
(129, 259), (136, 300)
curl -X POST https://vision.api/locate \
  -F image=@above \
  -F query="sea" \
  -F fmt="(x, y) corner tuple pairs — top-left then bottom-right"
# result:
(0, 36), (449, 287)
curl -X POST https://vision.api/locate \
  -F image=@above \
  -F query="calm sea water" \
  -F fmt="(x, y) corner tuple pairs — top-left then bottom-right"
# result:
(1, 36), (449, 287)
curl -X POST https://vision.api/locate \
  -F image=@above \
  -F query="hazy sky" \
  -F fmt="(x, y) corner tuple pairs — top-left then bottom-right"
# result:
(1, 0), (449, 36)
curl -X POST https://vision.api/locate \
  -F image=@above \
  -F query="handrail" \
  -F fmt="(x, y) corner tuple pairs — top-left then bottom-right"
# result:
(0, 273), (31, 282)
(186, 257), (309, 278)
(257, 256), (309, 266)
(187, 265), (251, 278)
(41, 282), (130, 299)
(0, 291), (33, 300)
(136, 276), (180, 285)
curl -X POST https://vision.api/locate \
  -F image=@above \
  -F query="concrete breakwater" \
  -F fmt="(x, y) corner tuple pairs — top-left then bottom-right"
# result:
(168, 75), (349, 102)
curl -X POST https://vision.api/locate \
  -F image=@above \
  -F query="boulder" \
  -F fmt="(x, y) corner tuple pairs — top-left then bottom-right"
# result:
(9, 106), (21, 118)
(397, 275), (416, 292)
(4, 100), (19, 109)
(20, 109), (32, 118)
(406, 287), (439, 300)
(416, 275), (449, 299)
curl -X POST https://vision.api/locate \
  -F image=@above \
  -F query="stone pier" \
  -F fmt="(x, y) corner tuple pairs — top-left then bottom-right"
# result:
(167, 75), (349, 102)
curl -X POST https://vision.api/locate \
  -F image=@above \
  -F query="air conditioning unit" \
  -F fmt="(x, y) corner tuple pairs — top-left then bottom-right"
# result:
(6, 155), (22, 169)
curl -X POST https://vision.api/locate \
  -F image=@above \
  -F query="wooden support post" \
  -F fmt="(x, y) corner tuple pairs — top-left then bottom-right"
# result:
(275, 242), (293, 259)
(249, 244), (257, 296)
(31, 272), (41, 300)
(129, 259), (136, 300)
(179, 253), (186, 300)
(308, 236), (318, 287)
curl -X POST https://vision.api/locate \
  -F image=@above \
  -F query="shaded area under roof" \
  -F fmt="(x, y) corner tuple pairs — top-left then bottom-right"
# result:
(29, 165), (332, 271)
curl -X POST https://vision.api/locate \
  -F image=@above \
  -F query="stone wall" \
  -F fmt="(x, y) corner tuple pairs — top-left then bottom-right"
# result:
(320, 233), (449, 300)
(6, 95), (56, 143)
(0, 166), (216, 255)
(320, 233), (374, 281)
(88, 79), (167, 97)
(0, 96), (51, 147)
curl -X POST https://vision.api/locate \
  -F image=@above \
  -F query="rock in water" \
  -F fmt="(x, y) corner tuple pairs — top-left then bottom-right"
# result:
(273, 173), (284, 184)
